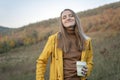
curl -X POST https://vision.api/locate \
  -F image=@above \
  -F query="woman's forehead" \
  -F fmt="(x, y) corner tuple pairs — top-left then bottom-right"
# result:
(62, 10), (73, 16)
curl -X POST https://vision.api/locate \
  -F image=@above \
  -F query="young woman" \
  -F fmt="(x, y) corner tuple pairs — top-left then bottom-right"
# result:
(36, 9), (93, 80)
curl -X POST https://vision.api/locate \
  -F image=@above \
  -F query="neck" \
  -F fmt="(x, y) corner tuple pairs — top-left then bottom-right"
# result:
(66, 29), (75, 35)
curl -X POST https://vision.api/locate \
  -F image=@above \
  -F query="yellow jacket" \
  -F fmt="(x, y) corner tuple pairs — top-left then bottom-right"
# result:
(36, 33), (93, 80)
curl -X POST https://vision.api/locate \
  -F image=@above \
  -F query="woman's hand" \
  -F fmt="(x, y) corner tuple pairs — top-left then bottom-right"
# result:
(81, 66), (88, 76)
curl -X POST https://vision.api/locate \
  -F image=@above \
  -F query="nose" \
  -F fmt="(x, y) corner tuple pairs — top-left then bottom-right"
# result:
(66, 16), (71, 20)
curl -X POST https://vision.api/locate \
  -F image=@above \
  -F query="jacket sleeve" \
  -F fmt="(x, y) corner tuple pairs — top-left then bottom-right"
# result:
(86, 39), (94, 77)
(36, 36), (54, 80)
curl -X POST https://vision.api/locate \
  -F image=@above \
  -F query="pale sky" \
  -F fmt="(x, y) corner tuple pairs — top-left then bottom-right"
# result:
(0, 0), (119, 28)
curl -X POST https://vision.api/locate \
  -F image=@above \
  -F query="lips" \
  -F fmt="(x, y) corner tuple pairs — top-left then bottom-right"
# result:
(65, 20), (74, 23)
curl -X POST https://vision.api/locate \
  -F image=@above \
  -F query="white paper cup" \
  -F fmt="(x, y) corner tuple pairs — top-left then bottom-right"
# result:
(76, 61), (87, 76)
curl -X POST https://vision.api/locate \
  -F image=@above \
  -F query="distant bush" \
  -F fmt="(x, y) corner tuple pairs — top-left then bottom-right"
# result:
(0, 41), (11, 53)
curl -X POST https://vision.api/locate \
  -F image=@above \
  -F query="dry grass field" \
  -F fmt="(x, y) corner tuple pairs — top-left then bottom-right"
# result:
(0, 31), (120, 80)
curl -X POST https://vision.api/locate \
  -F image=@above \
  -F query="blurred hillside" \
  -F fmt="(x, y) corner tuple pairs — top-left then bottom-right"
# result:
(0, 2), (120, 53)
(0, 26), (15, 36)
(0, 1), (120, 53)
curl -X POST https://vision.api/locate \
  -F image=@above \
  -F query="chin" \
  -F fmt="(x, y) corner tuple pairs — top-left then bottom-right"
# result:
(67, 26), (75, 30)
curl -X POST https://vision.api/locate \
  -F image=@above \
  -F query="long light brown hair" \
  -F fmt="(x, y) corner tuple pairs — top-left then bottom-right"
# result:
(57, 9), (88, 53)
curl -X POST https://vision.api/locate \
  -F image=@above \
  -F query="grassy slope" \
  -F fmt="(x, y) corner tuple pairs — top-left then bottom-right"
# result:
(0, 40), (47, 80)
(0, 31), (120, 80)
(88, 31), (120, 80)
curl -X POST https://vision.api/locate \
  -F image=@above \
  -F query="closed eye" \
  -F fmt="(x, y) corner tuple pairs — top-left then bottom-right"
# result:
(69, 14), (74, 17)
(62, 15), (66, 19)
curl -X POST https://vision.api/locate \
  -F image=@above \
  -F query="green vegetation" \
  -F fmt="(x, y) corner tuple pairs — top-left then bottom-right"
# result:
(0, 31), (120, 80)
(88, 31), (120, 80)
(0, 41), (46, 80)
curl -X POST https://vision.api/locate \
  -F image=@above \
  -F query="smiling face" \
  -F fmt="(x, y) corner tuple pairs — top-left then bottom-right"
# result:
(61, 10), (76, 31)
